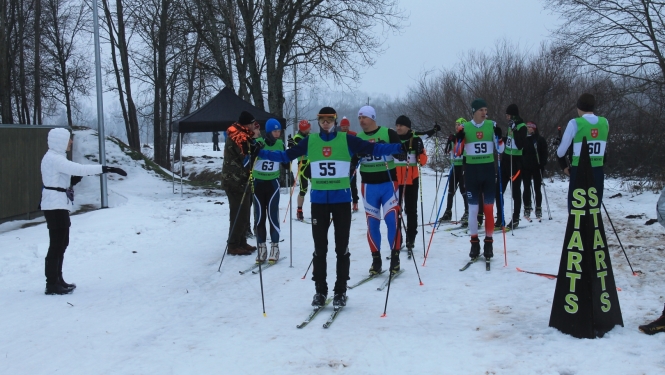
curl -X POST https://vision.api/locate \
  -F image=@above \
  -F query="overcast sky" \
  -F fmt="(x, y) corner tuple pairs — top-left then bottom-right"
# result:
(355, 0), (561, 98)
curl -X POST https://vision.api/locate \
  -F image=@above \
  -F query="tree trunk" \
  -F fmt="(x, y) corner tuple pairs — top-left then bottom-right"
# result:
(33, 0), (41, 124)
(0, 0), (13, 123)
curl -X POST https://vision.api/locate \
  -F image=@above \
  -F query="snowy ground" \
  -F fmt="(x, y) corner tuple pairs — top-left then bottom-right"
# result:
(1, 132), (665, 374)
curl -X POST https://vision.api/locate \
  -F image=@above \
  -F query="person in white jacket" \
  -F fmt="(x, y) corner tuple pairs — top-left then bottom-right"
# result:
(40, 128), (126, 295)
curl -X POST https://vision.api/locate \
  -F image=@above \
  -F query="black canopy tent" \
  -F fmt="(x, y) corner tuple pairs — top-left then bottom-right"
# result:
(172, 87), (286, 133)
(171, 87), (287, 195)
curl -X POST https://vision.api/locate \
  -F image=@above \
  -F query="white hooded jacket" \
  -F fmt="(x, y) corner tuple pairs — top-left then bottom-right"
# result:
(40, 128), (103, 211)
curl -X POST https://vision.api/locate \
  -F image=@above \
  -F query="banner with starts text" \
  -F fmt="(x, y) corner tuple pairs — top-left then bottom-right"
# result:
(548, 137), (623, 339)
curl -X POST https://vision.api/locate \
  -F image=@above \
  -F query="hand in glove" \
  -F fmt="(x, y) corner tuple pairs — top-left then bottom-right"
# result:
(249, 140), (264, 155)
(102, 166), (127, 176)
(393, 152), (407, 161)
(494, 126), (502, 139)
(287, 134), (296, 148)
(456, 128), (465, 141)
(415, 140), (424, 155)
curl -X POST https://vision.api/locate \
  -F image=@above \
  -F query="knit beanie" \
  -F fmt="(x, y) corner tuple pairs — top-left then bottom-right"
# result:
(577, 93), (595, 112)
(298, 119), (311, 132)
(340, 117), (351, 129)
(358, 106), (376, 120)
(395, 115), (412, 128)
(471, 99), (487, 114)
(506, 104), (519, 116)
(265, 118), (281, 132)
(455, 117), (467, 124)
(238, 110), (255, 125)
(318, 107), (337, 117)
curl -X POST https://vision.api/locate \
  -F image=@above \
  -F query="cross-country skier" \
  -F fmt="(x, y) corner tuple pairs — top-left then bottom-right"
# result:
(289, 119), (312, 221)
(40, 128), (127, 294)
(556, 93), (609, 211)
(394, 115), (428, 253)
(441, 117), (469, 225)
(339, 116), (360, 212)
(252, 118), (289, 263)
(258, 106), (406, 308)
(495, 104), (527, 229)
(352, 105), (405, 277)
(521, 121), (548, 220)
(455, 99), (504, 260)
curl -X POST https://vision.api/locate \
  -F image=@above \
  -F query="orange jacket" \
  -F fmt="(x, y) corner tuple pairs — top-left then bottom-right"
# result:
(396, 150), (427, 185)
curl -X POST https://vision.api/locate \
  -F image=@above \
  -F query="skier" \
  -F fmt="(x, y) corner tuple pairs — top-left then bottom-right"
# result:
(289, 119), (312, 221)
(339, 116), (360, 212)
(638, 187), (665, 335)
(222, 111), (262, 255)
(258, 106), (407, 308)
(394, 115), (427, 253)
(252, 118), (288, 263)
(352, 105), (404, 277)
(455, 99), (503, 260)
(556, 93), (609, 211)
(521, 121), (548, 221)
(440, 118), (469, 225)
(40, 128), (127, 295)
(494, 104), (527, 229)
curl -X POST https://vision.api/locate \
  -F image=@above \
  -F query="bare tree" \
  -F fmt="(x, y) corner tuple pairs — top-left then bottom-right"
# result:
(41, 0), (91, 127)
(547, 0), (665, 87)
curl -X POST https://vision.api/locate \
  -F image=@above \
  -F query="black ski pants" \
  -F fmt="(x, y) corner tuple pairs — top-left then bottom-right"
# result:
(44, 210), (70, 284)
(522, 167), (543, 209)
(253, 179), (280, 244)
(311, 202), (351, 295)
(397, 178), (419, 245)
(496, 155), (522, 222)
(225, 184), (251, 247)
(446, 165), (468, 212)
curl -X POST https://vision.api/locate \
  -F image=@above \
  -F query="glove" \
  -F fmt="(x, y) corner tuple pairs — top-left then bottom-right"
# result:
(376, 139), (387, 144)
(447, 134), (455, 143)
(393, 153), (407, 161)
(433, 123), (441, 132)
(70, 176), (83, 186)
(250, 140), (264, 154)
(287, 134), (296, 148)
(494, 126), (502, 138)
(102, 166), (127, 176)
(415, 140), (424, 155)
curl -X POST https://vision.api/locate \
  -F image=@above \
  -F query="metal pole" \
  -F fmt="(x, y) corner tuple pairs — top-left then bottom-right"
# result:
(290, 67), (297, 268)
(92, 0), (108, 208)
(179, 132), (183, 197)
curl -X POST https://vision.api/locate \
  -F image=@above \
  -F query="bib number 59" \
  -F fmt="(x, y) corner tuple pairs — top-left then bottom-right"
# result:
(474, 143), (487, 154)
(318, 162), (337, 176)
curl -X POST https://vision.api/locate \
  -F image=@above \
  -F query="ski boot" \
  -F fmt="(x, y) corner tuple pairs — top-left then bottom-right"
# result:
(405, 242), (414, 258)
(524, 205), (532, 219)
(506, 217), (520, 229)
(269, 243), (280, 262)
(494, 218), (503, 229)
(333, 293), (347, 307)
(639, 313), (665, 335)
(255, 243), (267, 263)
(535, 207), (542, 220)
(460, 211), (469, 227)
(469, 236), (481, 259)
(484, 237), (494, 259)
(369, 252), (382, 275)
(296, 207), (304, 221)
(389, 249), (401, 274)
(440, 209), (452, 222)
(352, 202), (359, 212)
(311, 293), (327, 307)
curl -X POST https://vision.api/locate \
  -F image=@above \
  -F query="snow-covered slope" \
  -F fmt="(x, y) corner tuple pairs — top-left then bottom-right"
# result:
(1, 130), (664, 374)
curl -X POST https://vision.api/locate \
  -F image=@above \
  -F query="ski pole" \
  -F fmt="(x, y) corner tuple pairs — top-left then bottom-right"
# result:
(448, 139), (458, 222)
(257, 256), (267, 316)
(423, 164), (453, 266)
(601, 202), (642, 275)
(380, 266), (395, 318)
(301, 258), (313, 279)
(428, 167), (447, 224)
(494, 135), (508, 267)
(218, 157), (259, 272)
(289, 162), (294, 268)
(283, 160), (301, 223)
(418, 163), (427, 259)
(509, 149), (514, 236)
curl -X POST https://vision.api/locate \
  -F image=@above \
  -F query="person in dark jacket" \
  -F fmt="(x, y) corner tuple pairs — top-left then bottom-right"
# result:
(212, 132), (220, 151)
(258, 106), (406, 308)
(221, 111), (261, 255)
(521, 121), (548, 220)
(40, 128), (126, 295)
(495, 104), (528, 229)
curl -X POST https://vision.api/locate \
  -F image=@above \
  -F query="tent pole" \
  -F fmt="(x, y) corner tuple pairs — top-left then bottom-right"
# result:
(172, 130), (175, 194)
(180, 132), (183, 197)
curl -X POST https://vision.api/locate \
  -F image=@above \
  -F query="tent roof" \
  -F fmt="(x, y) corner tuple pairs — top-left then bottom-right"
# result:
(172, 87), (286, 133)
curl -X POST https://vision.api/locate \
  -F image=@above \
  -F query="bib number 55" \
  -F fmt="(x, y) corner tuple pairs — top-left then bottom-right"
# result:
(318, 162), (337, 176)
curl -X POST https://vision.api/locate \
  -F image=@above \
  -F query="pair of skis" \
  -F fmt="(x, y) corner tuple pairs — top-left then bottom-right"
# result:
(238, 257), (288, 275)
(296, 297), (346, 329)
(459, 257), (491, 271)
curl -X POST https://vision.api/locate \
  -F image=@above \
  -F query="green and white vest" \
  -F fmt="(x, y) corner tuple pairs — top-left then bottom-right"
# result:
(572, 116), (609, 167)
(253, 138), (284, 180)
(356, 126), (395, 172)
(463, 120), (495, 164)
(307, 133), (352, 190)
